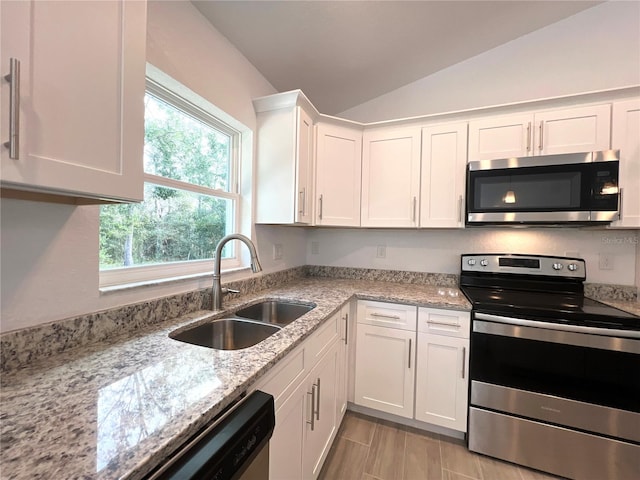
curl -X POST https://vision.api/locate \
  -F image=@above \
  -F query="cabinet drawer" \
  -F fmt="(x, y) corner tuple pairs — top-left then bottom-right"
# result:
(256, 346), (306, 410)
(357, 300), (417, 331)
(418, 308), (470, 338)
(305, 312), (340, 367)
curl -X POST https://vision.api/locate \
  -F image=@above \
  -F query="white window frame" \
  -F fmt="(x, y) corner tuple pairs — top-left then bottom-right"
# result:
(99, 67), (251, 289)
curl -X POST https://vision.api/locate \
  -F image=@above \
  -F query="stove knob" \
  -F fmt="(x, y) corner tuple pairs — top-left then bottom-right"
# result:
(480, 259), (488, 267)
(568, 263), (578, 271)
(553, 263), (564, 270)
(467, 259), (476, 266)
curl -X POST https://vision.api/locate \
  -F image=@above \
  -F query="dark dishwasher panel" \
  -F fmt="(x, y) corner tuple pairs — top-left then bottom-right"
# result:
(146, 390), (275, 480)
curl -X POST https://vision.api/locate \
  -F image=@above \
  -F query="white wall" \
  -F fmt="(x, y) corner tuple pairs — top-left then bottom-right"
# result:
(0, 1), (307, 333)
(340, 1), (640, 123)
(306, 228), (638, 286)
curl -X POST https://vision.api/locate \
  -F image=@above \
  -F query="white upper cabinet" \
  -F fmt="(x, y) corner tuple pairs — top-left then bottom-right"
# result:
(610, 99), (640, 228)
(315, 123), (362, 226)
(254, 101), (315, 224)
(468, 104), (611, 161)
(361, 127), (421, 227)
(0, 0), (146, 202)
(420, 123), (468, 228)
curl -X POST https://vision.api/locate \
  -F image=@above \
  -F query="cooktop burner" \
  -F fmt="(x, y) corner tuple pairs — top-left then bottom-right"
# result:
(460, 253), (639, 331)
(461, 285), (639, 330)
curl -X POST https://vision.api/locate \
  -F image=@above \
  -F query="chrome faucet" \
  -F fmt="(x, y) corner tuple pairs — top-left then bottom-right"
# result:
(212, 233), (262, 311)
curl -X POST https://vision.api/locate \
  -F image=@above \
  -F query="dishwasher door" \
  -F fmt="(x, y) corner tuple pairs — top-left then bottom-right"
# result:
(147, 390), (275, 480)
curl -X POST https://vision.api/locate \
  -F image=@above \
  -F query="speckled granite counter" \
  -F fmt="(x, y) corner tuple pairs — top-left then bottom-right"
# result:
(0, 278), (469, 480)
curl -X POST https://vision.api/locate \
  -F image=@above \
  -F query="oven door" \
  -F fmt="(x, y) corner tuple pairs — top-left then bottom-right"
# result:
(469, 313), (640, 479)
(466, 152), (619, 225)
(470, 313), (640, 440)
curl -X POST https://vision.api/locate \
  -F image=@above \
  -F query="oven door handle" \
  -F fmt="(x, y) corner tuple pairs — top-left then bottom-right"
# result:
(474, 312), (640, 339)
(473, 315), (640, 354)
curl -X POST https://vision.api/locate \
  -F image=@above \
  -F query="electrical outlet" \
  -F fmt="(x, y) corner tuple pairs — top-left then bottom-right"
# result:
(376, 245), (386, 258)
(272, 243), (283, 261)
(311, 241), (320, 255)
(598, 253), (614, 270)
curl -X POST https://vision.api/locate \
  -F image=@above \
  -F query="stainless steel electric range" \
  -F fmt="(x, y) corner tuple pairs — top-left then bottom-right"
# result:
(459, 253), (639, 480)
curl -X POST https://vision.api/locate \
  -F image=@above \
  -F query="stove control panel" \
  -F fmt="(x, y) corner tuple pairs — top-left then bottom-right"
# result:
(461, 254), (586, 279)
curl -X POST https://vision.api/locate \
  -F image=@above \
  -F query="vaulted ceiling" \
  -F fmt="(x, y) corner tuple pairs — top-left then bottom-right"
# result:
(192, 1), (602, 115)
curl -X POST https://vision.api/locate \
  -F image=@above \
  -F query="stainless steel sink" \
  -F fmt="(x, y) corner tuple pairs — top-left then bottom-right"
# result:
(170, 317), (281, 350)
(235, 300), (314, 326)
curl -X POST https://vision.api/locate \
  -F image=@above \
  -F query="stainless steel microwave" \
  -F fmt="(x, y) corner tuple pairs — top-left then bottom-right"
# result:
(466, 150), (620, 226)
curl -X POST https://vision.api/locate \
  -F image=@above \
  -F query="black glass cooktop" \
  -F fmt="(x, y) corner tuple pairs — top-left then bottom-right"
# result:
(461, 286), (640, 331)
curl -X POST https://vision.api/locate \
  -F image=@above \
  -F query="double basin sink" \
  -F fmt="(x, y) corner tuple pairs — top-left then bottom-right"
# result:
(170, 300), (314, 350)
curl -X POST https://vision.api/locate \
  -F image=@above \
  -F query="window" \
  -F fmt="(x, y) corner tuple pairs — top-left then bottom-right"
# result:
(100, 77), (243, 287)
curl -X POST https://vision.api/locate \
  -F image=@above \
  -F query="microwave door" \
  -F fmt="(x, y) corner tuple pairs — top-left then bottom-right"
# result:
(465, 155), (619, 225)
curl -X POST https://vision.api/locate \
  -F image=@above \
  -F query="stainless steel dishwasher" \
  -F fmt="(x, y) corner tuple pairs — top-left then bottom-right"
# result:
(145, 390), (275, 480)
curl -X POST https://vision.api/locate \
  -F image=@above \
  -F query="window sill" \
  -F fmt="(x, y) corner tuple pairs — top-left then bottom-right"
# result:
(99, 266), (252, 295)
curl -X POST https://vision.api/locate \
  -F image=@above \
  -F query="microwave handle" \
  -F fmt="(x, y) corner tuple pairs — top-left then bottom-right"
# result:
(618, 187), (623, 221)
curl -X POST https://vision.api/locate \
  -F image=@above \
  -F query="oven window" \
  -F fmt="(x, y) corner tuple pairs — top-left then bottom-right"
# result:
(472, 171), (581, 210)
(470, 332), (640, 412)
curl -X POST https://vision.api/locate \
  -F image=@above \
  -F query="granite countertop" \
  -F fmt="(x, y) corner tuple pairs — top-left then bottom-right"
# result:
(0, 277), (470, 480)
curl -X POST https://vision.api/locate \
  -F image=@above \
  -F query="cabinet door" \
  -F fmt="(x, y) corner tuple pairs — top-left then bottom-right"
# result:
(315, 123), (362, 226)
(0, 0), (146, 202)
(611, 99), (640, 228)
(270, 386), (306, 480)
(336, 303), (350, 423)
(354, 324), (415, 418)
(303, 342), (339, 479)
(295, 107), (314, 224)
(361, 127), (421, 227)
(535, 104), (611, 156)
(415, 332), (469, 432)
(420, 123), (467, 228)
(468, 114), (533, 162)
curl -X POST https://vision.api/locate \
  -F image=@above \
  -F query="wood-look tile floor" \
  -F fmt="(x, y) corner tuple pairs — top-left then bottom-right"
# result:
(318, 411), (563, 480)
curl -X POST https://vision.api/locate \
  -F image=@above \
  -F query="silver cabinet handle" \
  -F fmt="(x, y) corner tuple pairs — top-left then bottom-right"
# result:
(427, 320), (460, 328)
(344, 312), (348, 345)
(4, 58), (20, 159)
(461, 346), (466, 378)
(299, 188), (306, 216)
(408, 338), (412, 369)
(538, 121), (544, 151)
(318, 194), (323, 220)
(412, 196), (417, 223)
(370, 312), (401, 320)
(315, 378), (321, 421)
(526, 121), (531, 152)
(306, 385), (316, 431)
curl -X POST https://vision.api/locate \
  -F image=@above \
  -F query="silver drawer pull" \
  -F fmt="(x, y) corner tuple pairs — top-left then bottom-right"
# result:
(315, 378), (320, 421)
(427, 320), (460, 328)
(4, 58), (20, 159)
(306, 385), (316, 430)
(461, 346), (466, 379)
(371, 312), (401, 320)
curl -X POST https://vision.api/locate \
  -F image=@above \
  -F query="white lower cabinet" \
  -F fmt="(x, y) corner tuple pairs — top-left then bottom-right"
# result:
(354, 301), (471, 433)
(336, 303), (350, 422)
(415, 308), (470, 432)
(256, 307), (346, 480)
(303, 340), (339, 479)
(354, 301), (417, 418)
(269, 384), (305, 479)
